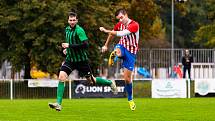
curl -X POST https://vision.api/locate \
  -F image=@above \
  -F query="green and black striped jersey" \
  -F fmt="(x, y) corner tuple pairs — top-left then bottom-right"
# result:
(65, 25), (88, 62)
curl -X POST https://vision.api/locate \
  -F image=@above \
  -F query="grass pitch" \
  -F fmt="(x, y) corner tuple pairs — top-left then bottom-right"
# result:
(0, 98), (215, 121)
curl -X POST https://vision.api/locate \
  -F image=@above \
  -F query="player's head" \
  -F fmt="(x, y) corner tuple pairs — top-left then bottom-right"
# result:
(115, 8), (129, 25)
(68, 11), (78, 28)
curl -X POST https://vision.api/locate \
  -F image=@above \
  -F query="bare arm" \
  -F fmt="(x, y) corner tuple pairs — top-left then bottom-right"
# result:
(104, 34), (114, 47)
(100, 26), (131, 52)
(101, 34), (114, 53)
(100, 27), (117, 35)
(100, 27), (115, 53)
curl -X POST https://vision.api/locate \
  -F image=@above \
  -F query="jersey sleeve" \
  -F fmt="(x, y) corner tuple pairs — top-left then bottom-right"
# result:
(77, 28), (88, 42)
(113, 22), (121, 31)
(127, 22), (139, 33)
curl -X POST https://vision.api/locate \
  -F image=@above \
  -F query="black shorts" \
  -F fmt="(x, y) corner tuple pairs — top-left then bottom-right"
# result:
(60, 61), (92, 77)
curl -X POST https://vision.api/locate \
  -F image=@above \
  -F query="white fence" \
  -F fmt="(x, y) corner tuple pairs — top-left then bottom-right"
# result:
(192, 63), (215, 79)
(0, 79), (68, 99)
(112, 48), (215, 79)
(0, 48), (215, 79)
(1, 78), (215, 99)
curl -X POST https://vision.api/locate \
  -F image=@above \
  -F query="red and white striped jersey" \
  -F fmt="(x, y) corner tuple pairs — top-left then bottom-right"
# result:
(114, 20), (139, 54)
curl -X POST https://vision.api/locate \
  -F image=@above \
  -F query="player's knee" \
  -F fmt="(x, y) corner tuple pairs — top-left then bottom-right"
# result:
(58, 74), (67, 81)
(124, 75), (132, 83)
(85, 75), (91, 81)
(85, 75), (96, 85)
(58, 71), (68, 81)
(115, 48), (122, 57)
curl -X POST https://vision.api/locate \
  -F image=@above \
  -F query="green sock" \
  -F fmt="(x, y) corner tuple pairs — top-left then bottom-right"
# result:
(96, 77), (112, 86)
(57, 81), (65, 105)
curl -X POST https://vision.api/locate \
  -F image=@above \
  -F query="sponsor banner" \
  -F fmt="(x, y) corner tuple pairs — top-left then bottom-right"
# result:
(195, 79), (215, 96)
(28, 79), (58, 87)
(152, 79), (187, 98)
(73, 80), (126, 98)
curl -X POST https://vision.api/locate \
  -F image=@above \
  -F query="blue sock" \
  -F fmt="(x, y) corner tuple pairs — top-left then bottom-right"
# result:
(126, 83), (133, 101)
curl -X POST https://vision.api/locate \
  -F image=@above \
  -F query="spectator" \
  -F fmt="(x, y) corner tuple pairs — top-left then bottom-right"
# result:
(182, 49), (193, 79)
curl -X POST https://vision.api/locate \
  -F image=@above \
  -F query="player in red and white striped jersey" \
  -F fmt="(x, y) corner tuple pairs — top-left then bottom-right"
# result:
(100, 8), (139, 111)
(113, 17), (139, 54)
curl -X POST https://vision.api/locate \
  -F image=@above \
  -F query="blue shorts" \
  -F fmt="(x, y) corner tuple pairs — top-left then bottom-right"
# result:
(114, 44), (136, 71)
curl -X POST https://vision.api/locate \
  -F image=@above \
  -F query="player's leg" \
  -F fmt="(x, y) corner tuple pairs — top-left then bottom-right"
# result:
(108, 50), (117, 66)
(120, 46), (136, 111)
(85, 75), (118, 94)
(124, 69), (136, 111)
(57, 71), (67, 104)
(49, 71), (67, 111)
(79, 61), (118, 94)
(93, 76), (118, 94)
(49, 61), (72, 111)
(108, 44), (124, 66)
(124, 69), (133, 100)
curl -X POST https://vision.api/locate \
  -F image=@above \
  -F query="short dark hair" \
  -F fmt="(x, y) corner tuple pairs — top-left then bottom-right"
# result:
(115, 8), (127, 16)
(68, 9), (78, 19)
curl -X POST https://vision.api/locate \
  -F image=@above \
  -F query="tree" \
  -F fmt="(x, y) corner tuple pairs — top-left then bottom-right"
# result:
(192, 0), (215, 48)
(156, 0), (215, 48)
(193, 24), (215, 48)
(0, 0), (72, 78)
(0, 0), (118, 78)
(129, 0), (168, 48)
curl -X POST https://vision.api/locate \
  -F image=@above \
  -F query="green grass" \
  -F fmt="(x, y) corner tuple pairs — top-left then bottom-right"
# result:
(0, 98), (215, 121)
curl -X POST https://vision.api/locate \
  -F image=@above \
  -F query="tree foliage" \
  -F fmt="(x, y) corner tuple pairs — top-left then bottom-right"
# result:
(192, 0), (215, 48)
(0, 0), (72, 78)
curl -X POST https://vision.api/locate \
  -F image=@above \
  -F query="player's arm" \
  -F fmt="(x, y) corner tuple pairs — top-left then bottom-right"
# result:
(62, 28), (89, 49)
(99, 26), (115, 52)
(100, 27), (116, 35)
(99, 27), (131, 37)
(101, 34), (114, 52)
(62, 41), (89, 49)
(63, 49), (67, 55)
(69, 41), (89, 49)
(100, 27), (130, 53)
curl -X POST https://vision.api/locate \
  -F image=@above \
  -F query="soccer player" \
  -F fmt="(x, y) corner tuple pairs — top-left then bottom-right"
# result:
(48, 11), (117, 111)
(99, 8), (139, 111)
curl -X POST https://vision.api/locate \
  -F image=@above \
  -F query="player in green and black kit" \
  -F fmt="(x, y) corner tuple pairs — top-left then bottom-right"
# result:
(48, 11), (117, 111)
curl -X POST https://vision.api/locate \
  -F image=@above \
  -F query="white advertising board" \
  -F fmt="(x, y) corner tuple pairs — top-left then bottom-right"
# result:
(195, 79), (215, 96)
(28, 79), (59, 87)
(152, 79), (187, 98)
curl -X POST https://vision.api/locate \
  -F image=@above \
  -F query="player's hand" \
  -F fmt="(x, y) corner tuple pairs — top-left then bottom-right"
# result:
(101, 46), (108, 53)
(62, 43), (69, 48)
(63, 49), (67, 55)
(99, 27), (106, 32)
